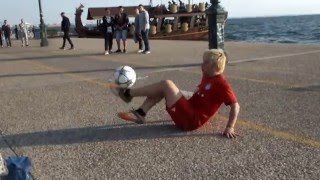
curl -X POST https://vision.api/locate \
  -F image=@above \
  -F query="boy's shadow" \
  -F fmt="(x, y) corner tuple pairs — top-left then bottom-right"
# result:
(0, 120), (222, 149)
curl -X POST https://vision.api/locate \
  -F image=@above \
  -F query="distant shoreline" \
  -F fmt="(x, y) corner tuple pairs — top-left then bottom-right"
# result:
(229, 13), (320, 20)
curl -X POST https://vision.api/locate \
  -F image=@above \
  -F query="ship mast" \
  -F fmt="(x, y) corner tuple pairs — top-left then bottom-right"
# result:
(149, 0), (153, 7)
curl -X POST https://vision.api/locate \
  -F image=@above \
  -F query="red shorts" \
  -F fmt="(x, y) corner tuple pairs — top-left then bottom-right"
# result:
(166, 96), (200, 131)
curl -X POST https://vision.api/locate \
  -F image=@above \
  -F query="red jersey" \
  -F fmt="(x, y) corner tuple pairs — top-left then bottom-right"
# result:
(188, 74), (237, 128)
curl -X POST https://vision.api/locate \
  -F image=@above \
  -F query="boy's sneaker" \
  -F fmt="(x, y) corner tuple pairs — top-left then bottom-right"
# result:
(137, 49), (143, 53)
(104, 51), (109, 55)
(143, 51), (151, 54)
(110, 84), (132, 103)
(59, 47), (65, 50)
(123, 49), (127, 53)
(118, 110), (145, 124)
(69, 47), (75, 50)
(115, 49), (122, 53)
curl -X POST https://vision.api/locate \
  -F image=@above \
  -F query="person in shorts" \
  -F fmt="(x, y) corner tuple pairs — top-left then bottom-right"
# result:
(112, 49), (240, 138)
(114, 6), (129, 53)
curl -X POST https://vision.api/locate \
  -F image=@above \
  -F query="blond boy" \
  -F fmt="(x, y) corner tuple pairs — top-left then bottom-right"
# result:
(113, 49), (240, 138)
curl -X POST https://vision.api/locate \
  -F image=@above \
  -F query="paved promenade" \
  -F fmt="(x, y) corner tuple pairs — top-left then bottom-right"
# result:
(0, 38), (319, 179)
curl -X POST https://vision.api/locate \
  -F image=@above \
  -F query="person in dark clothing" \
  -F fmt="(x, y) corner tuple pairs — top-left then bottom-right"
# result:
(2, 20), (12, 47)
(60, 12), (74, 50)
(0, 29), (3, 47)
(114, 6), (129, 53)
(32, 26), (35, 39)
(134, 7), (143, 53)
(14, 25), (19, 40)
(101, 8), (114, 55)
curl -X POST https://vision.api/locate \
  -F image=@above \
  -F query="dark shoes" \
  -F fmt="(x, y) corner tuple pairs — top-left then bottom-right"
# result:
(115, 49), (127, 53)
(110, 84), (133, 103)
(60, 47), (75, 50)
(118, 111), (145, 124)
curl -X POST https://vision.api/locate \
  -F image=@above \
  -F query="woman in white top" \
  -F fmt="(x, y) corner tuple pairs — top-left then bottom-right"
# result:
(101, 8), (114, 55)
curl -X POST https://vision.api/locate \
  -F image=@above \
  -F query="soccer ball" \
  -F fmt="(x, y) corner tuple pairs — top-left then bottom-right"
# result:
(113, 66), (136, 88)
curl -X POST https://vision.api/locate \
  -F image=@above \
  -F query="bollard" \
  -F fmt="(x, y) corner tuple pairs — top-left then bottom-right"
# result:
(206, 0), (228, 50)
(38, 0), (49, 46)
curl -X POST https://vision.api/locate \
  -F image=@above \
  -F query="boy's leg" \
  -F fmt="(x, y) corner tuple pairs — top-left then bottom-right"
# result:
(140, 96), (163, 113)
(129, 80), (182, 108)
(116, 80), (183, 124)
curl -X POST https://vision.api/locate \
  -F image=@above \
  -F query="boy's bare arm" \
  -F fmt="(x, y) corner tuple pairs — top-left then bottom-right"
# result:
(223, 102), (240, 138)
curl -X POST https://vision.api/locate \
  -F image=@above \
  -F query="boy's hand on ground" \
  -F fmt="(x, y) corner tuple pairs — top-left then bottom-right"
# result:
(222, 127), (239, 138)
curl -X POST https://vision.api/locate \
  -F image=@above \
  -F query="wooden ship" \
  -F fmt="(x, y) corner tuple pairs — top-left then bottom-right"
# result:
(75, 1), (213, 40)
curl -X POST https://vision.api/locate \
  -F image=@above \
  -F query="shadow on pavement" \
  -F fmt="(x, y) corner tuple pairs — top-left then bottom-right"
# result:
(0, 121), (219, 148)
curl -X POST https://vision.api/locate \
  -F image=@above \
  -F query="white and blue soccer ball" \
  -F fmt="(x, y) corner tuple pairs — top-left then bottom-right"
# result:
(113, 66), (136, 88)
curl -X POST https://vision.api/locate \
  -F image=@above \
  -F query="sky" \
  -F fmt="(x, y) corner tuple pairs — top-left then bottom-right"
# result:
(1, 0), (320, 26)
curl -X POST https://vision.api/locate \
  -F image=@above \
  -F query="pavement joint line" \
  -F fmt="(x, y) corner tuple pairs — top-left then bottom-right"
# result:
(89, 55), (302, 88)
(22, 60), (320, 148)
(229, 49), (320, 64)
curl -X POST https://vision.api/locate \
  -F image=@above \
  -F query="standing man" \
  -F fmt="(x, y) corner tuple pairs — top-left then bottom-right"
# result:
(114, 6), (129, 53)
(2, 20), (12, 47)
(134, 7), (143, 53)
(101, 8), (114, 55)
(19, 19), (29, 47)
(60, 12), (74, 50)
(138, 4), (151, 54)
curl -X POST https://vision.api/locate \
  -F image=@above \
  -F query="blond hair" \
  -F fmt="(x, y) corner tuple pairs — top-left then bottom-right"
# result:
(203, 49), (227, 74)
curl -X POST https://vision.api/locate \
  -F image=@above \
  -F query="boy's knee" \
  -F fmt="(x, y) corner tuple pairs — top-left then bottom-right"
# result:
(162, 80), (173, 86)
(162, 80), (177, 90)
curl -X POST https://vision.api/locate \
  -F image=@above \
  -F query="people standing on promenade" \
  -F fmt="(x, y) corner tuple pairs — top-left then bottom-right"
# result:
(19, 19), (29, 47)
(138, 4), (151, 54)
(134, 7), (143, 53)
(112, 49), (240, 138)
(2, 20), (12, 47)
(101, 8), (114, 55)
(60, 12), (74, 50)
(114, 6), (129, 53)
